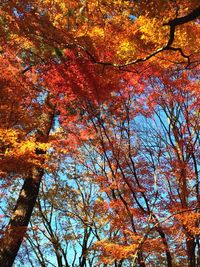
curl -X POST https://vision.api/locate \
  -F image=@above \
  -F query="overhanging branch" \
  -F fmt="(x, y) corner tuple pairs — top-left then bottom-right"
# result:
(85, 5), (200, 68)
(22, 5), (200, 73)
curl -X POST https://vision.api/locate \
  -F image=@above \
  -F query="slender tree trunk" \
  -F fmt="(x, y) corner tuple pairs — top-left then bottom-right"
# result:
(156, 227), (173, 267)
(0, 104), (54, 267)
(186, 237), (196, 267)
(152, 213), (173, 267)
(37, 200), (64, 267)
(55, 250), (63, 267)
(138, 252), (146, 267)
(79, 227), (91, 267)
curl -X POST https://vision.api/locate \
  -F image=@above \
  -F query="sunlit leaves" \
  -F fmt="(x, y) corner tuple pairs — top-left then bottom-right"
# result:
(0, 1), (200, 266)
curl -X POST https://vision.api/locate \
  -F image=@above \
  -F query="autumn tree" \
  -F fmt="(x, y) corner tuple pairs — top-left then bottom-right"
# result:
(0, 49), (56, 266)
(20, 160), (105, 267)
(70, 68), (199, 266)
(0, 0), (200, 266)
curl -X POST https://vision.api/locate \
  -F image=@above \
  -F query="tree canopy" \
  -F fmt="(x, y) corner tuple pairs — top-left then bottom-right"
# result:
(0, 1), (200, 266)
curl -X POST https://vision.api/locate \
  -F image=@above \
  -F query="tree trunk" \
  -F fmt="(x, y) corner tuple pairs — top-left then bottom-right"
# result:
(156, 227), (173, 267)
(186, 237), (196, 267)
(0, 104), (54, 267)
(0, 168), (44, 267)
(138, 252), (146, 267)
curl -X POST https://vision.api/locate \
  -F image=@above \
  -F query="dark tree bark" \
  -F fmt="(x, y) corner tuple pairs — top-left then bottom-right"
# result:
(0, 106), (55, 267)
(0, 168), (44, 267)
(156, 227), (172, 267)
(186, 237), (196, 267)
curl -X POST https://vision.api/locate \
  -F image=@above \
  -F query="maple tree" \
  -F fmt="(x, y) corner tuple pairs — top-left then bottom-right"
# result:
(0, 0), (200, 266)
(0, 49), (56, 266)
(22, 161), (104, 267)
(18, 167), (125, 266)
(78, 68), (199, 267)
(15, 67), (199, 266)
